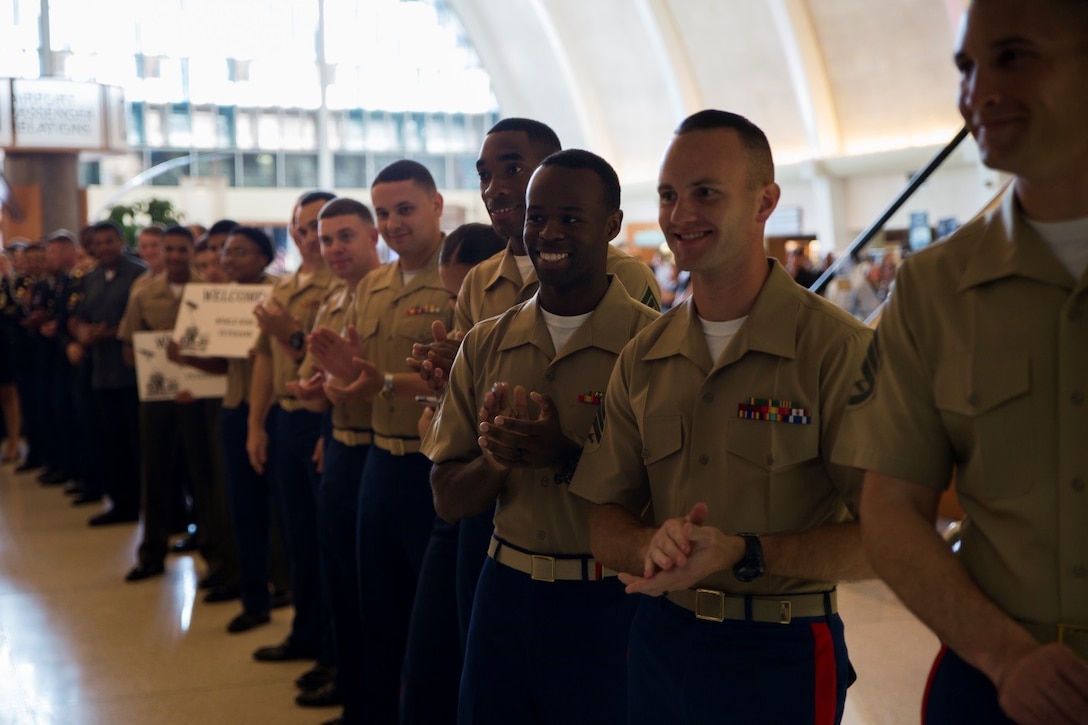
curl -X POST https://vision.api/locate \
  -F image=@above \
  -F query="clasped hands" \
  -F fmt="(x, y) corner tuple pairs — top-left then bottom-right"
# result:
(406, 320), (462, 394)
(619, 502), (744, 597)
(475, 382), (578, 472)
(307, 325), (381, 404)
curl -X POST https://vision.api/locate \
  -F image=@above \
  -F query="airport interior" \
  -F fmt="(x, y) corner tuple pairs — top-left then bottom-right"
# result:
(0, 0), (1069, 723)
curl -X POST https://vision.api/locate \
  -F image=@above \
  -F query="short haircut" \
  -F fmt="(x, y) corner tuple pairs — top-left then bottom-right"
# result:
(537, 148), (621, 212)
(138, 224), (165, 237)
(208, 219), (240, 236)
(45, 229), (77, 245)
(194, 236), (213, 254)
(372, 160), (437, 193)
(25, 242), (45, 254)
(297, 190), (337, 209)
(228, 226), (275, 264)
(675, 109), (776, 187)
(163, 225), (195, 243)
(487, 118), (562, 155)
(91, 220), (125, 239)
(440, 223), (506, 267)
(318, 197), (375, 225)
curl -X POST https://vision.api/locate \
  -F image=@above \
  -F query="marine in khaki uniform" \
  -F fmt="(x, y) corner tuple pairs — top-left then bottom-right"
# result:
(570, 111), (872, 725)
(308, 161), (454, 725)
(289, 197), (382, 720)
(834, 2), (1088, 723)
(246, 191), (337, 667)
(426, 150), (658, 724)
(118, 226), (237, 594)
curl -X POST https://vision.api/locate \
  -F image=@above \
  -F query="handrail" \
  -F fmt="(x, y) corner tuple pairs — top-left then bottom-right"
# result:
(809, 126), (971, 295)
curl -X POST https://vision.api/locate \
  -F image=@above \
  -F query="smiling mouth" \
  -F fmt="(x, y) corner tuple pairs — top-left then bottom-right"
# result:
(537, 251), (569, 263)
(674, 231), (711, 242)
(489, 205), (519, 216)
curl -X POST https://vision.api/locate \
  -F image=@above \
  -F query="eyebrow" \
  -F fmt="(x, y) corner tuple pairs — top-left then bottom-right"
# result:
(476, 151), (525, 170)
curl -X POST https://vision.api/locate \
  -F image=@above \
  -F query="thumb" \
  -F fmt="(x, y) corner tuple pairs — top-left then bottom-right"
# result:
(346, 324), (360, 347)
(432, 319), (448, 342)
(685, 501), (709, 527)
(530, 391), (556, 420)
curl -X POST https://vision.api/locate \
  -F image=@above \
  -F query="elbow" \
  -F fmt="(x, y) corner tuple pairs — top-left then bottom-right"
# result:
(430, 465), (464, 525)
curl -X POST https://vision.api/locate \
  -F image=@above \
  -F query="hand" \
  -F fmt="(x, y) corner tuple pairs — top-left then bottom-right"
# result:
(417, 404), (436, 440)
(309, 326), (364, 382)
(478, 387), (578, 469)
(175, 390), (196, 404)
(474, 382), (516, 472)
(40, 320), (58, 338)
(407, 320), (463, 393)
(253, 298), (302, 343)
(165, 339), (184, 365)
(287, 371), (327, 402)
(323, 356), (382, 405)
(996, 642), (1088, 725)
(66, 341), (84, 366)
(246, 425), (269, 475)
(312, 437), (324, 475)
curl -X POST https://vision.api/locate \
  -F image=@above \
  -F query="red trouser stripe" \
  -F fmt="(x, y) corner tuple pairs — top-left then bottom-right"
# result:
(810, 621), (837, 725)
(921, 644), (948, 725)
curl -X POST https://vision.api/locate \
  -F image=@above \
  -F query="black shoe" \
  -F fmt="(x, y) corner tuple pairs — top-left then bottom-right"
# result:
(38, 468), (71, 485)
(227, 609), (270, 634)
(15, 460), (42, 473)
(171, 535), (198, 554)
(253, 639), (318, 662)
(295, 681), (341, 708)
(271, 591), (292, 609)
(202, 586), (240, 604)
(63, 481), (83, 496)
(88, 509), (139, 527)
(71, 493), (103, 506)
(296, 664), (336, 691)
(125, 563), (165, 582)
(198, 571), (226, 590)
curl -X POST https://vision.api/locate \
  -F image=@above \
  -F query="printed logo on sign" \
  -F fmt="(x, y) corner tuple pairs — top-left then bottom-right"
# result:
(178, 325), (210, 353)
(146, 372), (179, 397)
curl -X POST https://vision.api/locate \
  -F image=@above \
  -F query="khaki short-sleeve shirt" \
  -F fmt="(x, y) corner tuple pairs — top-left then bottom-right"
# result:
(833, 189), (1088, 625)
(454, 245), (661, 334)
(424, 279), (659, 554)
(255, 266), (336, 404)
(347, 247), (454, 446)
(118, 274), (183, 339)
(572, 261), (870, 594)
(300, 284), (372, 439)
(223, 273), (278, 410)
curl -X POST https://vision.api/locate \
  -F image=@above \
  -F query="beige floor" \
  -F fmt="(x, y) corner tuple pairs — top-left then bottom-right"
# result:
(0, 459), (939, 725)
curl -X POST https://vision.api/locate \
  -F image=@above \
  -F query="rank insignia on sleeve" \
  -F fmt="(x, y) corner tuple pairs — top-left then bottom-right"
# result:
(577, 391), (604, 405)
(406, 304), (443, 316)
(737, 397), (811, 424)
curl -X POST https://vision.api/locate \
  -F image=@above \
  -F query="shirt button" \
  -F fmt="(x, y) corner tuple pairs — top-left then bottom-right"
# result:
(1072, 391), (1085, 405)
(540, 478), (548, 487)
(545, 372), (555, 382)
(1074, 565), (1087, 579)
(966, 393), (979, 407)
(1073, 478), (1086, 493)
(702, 392), (713, 403)
(537, 531), (546, 542)
(698, 454), (709, 465)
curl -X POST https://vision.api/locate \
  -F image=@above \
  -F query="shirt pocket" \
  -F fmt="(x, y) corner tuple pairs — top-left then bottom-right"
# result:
(726, 416), (825, 531)
(641, 415), (684, 470)
(933, 351), (1034, 499)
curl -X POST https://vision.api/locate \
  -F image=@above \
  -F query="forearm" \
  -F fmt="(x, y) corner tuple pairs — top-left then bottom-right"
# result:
(588, 503), (655, 575)
(247, 353), (275, 429)
(862, 472), (1037, 687)
(762, 521), (874, 583)
(390, 371), (430, 400)
(430, 457), (507, 524)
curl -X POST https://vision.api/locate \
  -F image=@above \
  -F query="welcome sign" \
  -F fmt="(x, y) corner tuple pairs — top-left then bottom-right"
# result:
(171, 283), (273, 358)
(132, 331), (228, 402)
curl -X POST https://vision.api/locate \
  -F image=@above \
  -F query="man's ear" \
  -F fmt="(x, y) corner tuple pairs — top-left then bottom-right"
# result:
(755, 183), (781, 224)
(605, 209), (624, 243)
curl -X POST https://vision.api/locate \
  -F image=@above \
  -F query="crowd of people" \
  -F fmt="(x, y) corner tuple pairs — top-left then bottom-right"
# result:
(1, 1), (1086, 723)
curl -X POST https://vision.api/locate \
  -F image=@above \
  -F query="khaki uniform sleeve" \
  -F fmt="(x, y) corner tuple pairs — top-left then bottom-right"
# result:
(832, 263), (954, 490)
(117, 288), (142, 342)
(453, 269), (477, 335)
(569, 343), (652, 515)
(608, 253), (662, 311)
(420, 328), (481, 464)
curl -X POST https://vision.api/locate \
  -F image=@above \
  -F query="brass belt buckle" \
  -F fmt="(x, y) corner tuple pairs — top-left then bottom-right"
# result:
(694, 589), (725, 622)
(388, 438), (406, 456)
(1058, 623), (1088, 645)
(778, 600), (792, 624)
(530, 555), (556, 582)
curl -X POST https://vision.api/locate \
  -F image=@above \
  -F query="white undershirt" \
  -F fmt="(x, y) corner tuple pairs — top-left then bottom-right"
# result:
(104, 269), (116, 282)
(1025, 216), (1088, 279)
(699, 315), (746, 363)
(297, 271), (314, 287)
(401, 268), (421, 286)
(168, 283), (183, 298)
(514, 254), (535, 285)
(540, 307), (593, 354)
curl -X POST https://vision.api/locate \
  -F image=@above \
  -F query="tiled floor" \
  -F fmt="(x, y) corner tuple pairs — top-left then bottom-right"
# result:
(0, 458), (939, 724)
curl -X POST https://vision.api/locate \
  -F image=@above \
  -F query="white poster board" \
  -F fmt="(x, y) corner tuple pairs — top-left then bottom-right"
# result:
(171, 283), (273, 358)
(132, 331), (227, 402)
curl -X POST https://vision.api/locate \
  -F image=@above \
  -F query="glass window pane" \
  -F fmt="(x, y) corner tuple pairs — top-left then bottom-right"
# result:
(149, 150), (189, 186)
(242, 152), (278, 187)
(284, 154), (318, 188)
(333, 154), (367, 189)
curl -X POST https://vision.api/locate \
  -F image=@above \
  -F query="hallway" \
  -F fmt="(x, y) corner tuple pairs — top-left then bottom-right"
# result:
(0, 459), (939, 724)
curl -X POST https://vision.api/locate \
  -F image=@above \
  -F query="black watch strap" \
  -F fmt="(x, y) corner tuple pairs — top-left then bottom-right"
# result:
(733, 533), (765, 583)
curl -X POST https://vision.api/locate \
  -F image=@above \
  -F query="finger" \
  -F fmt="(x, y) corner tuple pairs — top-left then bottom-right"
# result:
(431, 319), (448, 342)
(346, 325), (360, 348)
(511, 385), (530, 419)
(685, 501), (709, 527)
(530, 391), (557, 420)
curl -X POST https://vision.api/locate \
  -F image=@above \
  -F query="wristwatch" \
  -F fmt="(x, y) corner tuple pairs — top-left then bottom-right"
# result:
(288, 330), (305, 352)
(733, 533), (765, 583)
(379, 373), (395, 400)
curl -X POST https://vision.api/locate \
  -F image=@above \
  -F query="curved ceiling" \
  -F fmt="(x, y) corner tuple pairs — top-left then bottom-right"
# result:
(450, 0), (966, 184)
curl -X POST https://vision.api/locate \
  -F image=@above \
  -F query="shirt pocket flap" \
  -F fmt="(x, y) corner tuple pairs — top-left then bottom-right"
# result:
(354, 316), (380, 341)
(641, 415), (683, 466)
(934, 352), (1030, 416)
